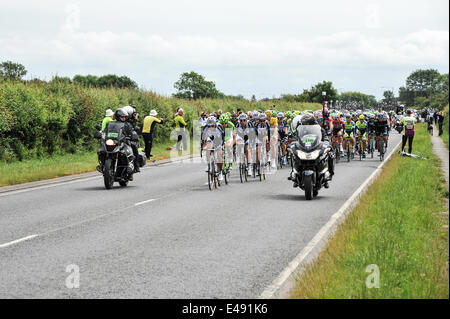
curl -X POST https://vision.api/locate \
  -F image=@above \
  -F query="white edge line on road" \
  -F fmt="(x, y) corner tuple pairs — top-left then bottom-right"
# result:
(0, 155), (201, 197)
(259, 139), (402, 299)
(134, 198), (156, 206)
(0, 234), (39, 249)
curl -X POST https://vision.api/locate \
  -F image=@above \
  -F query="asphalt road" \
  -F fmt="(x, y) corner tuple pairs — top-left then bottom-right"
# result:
(0, 133), (402, 298)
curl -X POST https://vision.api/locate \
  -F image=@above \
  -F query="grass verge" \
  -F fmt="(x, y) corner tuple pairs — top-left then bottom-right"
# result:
(0, 139), (197, 187)
(291, 124), (449, 298)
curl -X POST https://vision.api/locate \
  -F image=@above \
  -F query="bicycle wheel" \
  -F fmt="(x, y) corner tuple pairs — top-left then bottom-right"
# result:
(212, 162), (217, 188)
(379, 142), (385, 162)
(207, 162), (213, 190)
(359, 141), (362, 161)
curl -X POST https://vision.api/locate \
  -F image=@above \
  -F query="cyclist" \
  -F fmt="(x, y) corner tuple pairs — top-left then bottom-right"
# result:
(332, 114), (344, 154)
(218, 115), (236, 171)
(367, 113), (376, 154)
(202, 116), (225, 181)
(256, 113), (271, 170)
(374, 113), (389, 152)
(355, 114), (368, 158)
(235, 113), (254, 176)
(276, 112), (289, 165)
(342, 114), (356, 155)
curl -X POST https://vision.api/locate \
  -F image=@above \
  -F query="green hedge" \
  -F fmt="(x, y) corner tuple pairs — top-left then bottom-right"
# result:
(0, 80), (320, 162)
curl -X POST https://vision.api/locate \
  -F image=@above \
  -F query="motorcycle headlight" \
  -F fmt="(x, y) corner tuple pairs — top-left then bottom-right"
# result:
(297, 149), (320, 160)
(106, 139), (116, 146)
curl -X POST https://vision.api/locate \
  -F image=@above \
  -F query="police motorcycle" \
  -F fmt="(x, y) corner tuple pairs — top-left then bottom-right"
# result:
(94, 109), (146, 189)
(287, 114), (334, 200)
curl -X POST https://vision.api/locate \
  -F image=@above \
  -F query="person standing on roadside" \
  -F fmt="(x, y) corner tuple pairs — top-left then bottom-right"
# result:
(101, 109), (114, 131)
(142, 110), (164, 159)
(401, 109), (417, 154)
(438, 111), (445, 136)
(175, 108), (188, 151)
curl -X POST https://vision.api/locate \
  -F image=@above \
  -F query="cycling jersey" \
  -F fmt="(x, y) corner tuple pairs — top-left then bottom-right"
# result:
(202, 125), (224, 148)
(344, 121), (355, 138)
(367, 121), (376, 134)
(277, 120), (288, 140)
(374, 119), (389, 136)
(356, 121), (368, 134)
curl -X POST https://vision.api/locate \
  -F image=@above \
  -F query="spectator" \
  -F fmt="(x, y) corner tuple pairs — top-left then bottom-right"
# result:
(101, 109), (114, 131)
(438, 111), (445, 136)
(174, 108), (187, 151)
(401, 109), (417, 154)
(142, 110), (164, 158)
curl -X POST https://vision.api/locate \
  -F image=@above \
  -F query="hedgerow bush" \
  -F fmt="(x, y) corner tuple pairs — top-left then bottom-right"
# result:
(0, 79), (320, 162)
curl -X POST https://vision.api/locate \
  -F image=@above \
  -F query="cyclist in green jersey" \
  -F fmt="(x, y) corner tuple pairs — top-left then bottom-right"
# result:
(343, 114), (356, 154)
(355, 114), (368, 158)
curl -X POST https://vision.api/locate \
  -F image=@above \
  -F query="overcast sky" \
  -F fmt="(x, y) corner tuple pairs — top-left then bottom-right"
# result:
(1, 0), (448, 99)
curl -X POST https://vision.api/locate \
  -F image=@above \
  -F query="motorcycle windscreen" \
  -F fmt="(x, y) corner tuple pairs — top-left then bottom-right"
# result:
(297, 125), (322, 151)
(105, 121), (125, 140)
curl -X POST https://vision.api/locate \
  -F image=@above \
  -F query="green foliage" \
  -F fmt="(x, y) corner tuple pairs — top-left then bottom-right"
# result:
(400, 70), (449, 109)
(382, 90), (397, 105)
(173, 71), (222, 99)
(0, 60), (27, 80)
(72, 74), (138, 89)
(339, 91), (378, 108)
(0, 80), (320, 163)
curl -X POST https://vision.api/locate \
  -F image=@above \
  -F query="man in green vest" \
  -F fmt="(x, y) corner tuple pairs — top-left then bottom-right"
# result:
(101, 109), (114, 131)
(142, 109), (164, 158)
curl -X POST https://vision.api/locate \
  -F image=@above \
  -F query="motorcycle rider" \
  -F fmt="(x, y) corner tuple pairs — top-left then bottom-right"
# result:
(297, 113), (334, 178)
(122, 105), (141, 172)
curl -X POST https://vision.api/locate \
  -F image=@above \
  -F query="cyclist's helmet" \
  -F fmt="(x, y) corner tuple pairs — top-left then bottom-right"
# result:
(206, 116), (216, 126)
(265, 110), (272, 117)
(276, 112), (284, 119)
(251, 111), (259, 120)
(231, 113), (238, 118)
(259, 113), (267, 121)
(115, 108), (128, 121)
(238, 113), (248, 121)
(218, 115), (228, 124)
(345, 114), (352, 120)
(359, 114), (365, 120)
(377, 113), (383, 119)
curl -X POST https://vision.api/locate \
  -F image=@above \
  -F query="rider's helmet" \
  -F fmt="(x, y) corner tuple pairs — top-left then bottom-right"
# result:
(265, 110), (272, 117)
(345, 114), (352, 120)
(300, 113), (318, 126)
(276, 112), (284, 119)
(231, 113), (238, 119)
(218, 115), (228, 124)
(251, 110), (260, 120)
(206, 116), (217, 126)
(369, 113), (375, 120)
(115, 108), (128, 122)
(238, 113), (248, 122)
(377, 113), (383, 119)
(359, 114), (365, 120)
(259, 113), (267, 121)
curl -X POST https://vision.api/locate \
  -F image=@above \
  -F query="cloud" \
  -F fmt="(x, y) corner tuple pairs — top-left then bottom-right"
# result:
(5, 28), (446, 69)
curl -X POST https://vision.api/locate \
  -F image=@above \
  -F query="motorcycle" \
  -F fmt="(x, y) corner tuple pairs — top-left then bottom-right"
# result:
(395, 121), (403, 134)
(94, 123), (146, 189)
(288, 124), (333, 200)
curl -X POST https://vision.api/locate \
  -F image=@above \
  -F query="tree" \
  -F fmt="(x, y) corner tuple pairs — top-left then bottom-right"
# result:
(406, 69), (440, 97)
(0, 61), (27, 80)
(173, 71), (221, 99)
(339, 91), (377, 108)
(307, 81), (338, 103)
(398, 86), (415, 107)
(382, 90), (396, 105)
(251, 95), (257, 102)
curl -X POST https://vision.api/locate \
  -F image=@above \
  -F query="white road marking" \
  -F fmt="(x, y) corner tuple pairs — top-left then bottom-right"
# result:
(259, 139), (402, 299)
(0, 234), (39, 248)
(134, 198), (157, 206)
